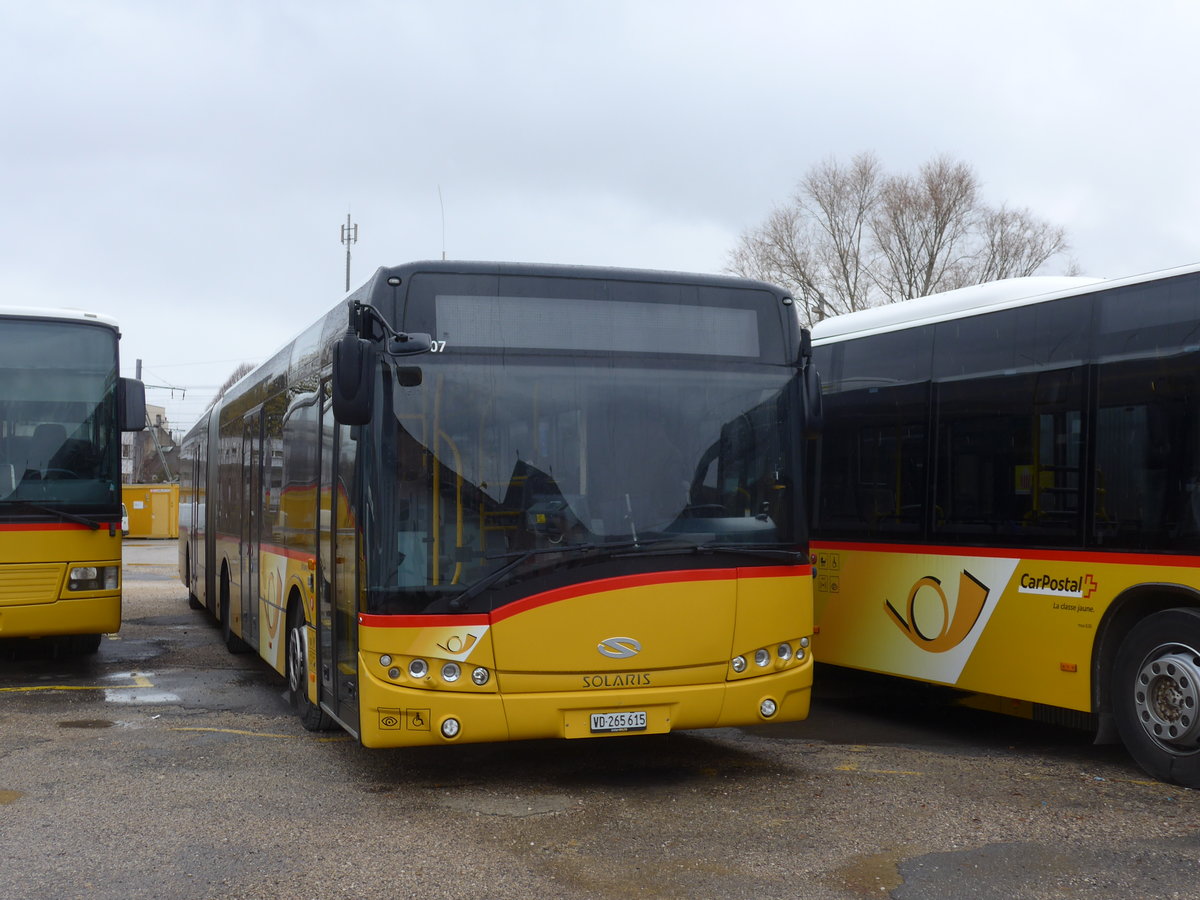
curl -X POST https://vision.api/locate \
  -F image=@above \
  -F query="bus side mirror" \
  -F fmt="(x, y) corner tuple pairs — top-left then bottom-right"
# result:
(332, 331), (376, 425)
(118, 377), (146, 432)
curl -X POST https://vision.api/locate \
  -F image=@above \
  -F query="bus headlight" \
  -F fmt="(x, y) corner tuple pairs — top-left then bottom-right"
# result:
(68, 565), (119, 592)
(408, 658), (429, 679)
(777, 643), (793, 661)
(754, 648), (771, 667)
(760, 698), (778, 718)
(441, 662), (461, 683)
(471, 666), (490, 686)
(731, 655), (747, 673)
(441, 717), (461, 739)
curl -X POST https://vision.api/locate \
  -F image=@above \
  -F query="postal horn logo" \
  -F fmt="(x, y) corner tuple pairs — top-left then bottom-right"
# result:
(884, 571), (990, 653)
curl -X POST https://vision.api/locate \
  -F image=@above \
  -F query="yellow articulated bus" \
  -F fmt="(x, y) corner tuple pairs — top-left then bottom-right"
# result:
(179, 261), (821, 747)
(0, 306), (145, 653)
(809, 261), (1200, 786)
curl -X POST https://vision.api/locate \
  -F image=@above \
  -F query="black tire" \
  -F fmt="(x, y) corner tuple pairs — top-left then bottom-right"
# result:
(286, 604), (333, 731)
(61, 633), (101, 655)
(185, 548), (203, 610)
(1113, 607), (1200, 787)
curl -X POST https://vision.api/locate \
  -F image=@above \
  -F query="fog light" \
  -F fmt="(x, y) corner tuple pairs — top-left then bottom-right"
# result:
(754, 648), (770, 667)
(471, 666), (490, 686)
(777, 643), (793, 661)
(408, 658), (428, 678)
(441, 717), (461, 739)
(760, 698), (778, 718)
(731, 655), (747, 673)
(442, 662), (461, 683)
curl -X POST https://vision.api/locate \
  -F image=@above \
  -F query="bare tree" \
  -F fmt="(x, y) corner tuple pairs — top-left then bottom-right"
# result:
(871, 156), (979, 302)
(973, 204), (1070, 282)
(728, 152), (1073, 325)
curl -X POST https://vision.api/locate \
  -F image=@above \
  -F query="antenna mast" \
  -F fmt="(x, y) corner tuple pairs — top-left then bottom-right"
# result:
(340, 213), (359, 291)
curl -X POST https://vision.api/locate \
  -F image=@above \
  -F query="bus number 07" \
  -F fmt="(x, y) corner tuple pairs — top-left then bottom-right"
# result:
(430, 340), (447, 353)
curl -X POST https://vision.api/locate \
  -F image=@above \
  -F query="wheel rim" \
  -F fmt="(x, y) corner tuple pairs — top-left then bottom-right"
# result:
(288, 621), (307, 696)
(1133, 644), (1200, 750)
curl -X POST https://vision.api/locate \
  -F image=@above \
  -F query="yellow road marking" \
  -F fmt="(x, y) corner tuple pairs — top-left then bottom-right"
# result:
(0, 673), (153, 693)
(170, 726), (293, 739)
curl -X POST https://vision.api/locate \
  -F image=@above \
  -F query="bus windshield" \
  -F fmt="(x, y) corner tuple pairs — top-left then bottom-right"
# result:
(363, 357), (798, 614)
(0, 320), (121, 508)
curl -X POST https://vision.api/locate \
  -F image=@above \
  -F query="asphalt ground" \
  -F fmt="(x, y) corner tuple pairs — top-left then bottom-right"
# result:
(0, 540), (1197, 899)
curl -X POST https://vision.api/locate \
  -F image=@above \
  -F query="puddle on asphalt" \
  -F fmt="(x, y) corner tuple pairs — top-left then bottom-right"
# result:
(58, 719), (116, 729)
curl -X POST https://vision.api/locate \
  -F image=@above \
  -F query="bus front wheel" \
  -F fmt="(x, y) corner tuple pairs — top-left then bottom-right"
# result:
(1114, 607), (1200, 787)
(286, 604), (333, 732)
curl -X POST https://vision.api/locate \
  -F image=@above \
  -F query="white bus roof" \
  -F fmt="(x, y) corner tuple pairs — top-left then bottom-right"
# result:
(811, 261), (1200, 344)
(0, 305), (121, 330)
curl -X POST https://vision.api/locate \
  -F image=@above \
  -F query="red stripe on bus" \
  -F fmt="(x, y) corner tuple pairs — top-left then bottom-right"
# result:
(358, 565), (810, 629)
(811, 539), (1200, 569)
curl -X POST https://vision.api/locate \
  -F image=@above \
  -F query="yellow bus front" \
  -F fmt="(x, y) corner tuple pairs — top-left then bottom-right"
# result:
(0, 524), (122, 643)
(356, 565), (812, 747)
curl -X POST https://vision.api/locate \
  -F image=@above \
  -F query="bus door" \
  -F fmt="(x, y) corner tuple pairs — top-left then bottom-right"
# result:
(240, 409), (263, 649)
(317, 383), (360, 732)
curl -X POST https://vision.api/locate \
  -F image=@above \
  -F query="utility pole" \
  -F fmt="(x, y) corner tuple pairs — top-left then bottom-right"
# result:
(340, 213), (358, 291)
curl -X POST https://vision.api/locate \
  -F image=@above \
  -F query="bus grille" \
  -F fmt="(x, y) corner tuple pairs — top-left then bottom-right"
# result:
(0, 564), (65, 605)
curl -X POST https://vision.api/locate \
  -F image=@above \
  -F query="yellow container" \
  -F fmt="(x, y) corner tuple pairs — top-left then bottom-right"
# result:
(121, 483), (179, 539)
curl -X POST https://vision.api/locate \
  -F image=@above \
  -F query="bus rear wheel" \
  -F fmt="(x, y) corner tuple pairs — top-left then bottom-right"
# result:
(1114, 608), (1200, 787)
(286, 604), (333, 731)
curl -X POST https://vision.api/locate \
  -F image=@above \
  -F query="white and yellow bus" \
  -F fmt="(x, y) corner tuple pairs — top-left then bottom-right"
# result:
(179, 260), (821, 747)
(0, 306), (145, 653)
(810, 262), (1200, 786)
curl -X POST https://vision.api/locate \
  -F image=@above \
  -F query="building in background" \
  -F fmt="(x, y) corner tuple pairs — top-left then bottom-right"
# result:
(120, 402), (179, 483)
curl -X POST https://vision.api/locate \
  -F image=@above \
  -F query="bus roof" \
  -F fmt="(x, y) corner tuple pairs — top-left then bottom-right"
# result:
(360, 259), (789, 296)
(811, 261), (1200, 344)
(0, 305), (121, 331)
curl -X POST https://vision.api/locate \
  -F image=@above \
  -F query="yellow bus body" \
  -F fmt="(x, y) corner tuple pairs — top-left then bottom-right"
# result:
(354, 568), (812, 748)
(0, 524), (122, 639)
(811, 541), (1188, 714)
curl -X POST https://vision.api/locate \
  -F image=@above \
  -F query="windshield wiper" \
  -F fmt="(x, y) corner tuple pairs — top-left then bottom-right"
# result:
(1, 500), (101, 531)
(609, 539), (807, 563)
(697, 542), (808, 563)
(449, 543), (596, 611)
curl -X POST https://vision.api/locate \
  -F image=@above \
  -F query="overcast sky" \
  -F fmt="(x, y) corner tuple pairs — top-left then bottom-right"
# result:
(3, 0), (1198, 436)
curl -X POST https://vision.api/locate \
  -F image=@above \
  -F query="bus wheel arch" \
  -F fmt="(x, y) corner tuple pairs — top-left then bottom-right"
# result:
(219, 560), (251, 654)
(1094, 585), (1200, 729)
(1110, 604), (1200, 787)
(286, 590), (333, 731)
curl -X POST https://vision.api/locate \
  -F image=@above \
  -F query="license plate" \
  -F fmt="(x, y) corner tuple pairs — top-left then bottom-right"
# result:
(589, 710), (648, 733)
